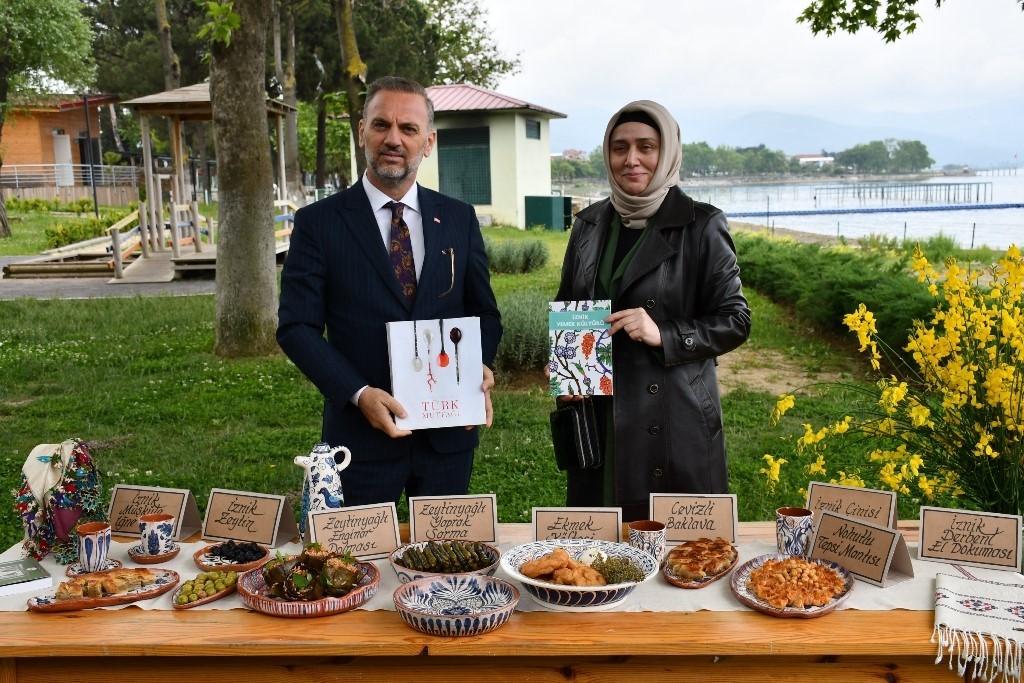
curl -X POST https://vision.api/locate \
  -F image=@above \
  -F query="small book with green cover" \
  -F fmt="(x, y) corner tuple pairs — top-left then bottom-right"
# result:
(0, 556), (52, 597)
(548, 300), (613, 396)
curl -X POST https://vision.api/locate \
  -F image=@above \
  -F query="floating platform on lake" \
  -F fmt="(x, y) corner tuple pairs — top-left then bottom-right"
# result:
(729, 202), (1024, 219)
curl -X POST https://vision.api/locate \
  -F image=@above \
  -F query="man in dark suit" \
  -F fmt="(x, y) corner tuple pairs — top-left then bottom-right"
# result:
(277, 76), (502, 506)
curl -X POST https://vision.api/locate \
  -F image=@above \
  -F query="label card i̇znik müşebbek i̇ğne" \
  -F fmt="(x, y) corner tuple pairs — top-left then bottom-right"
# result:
(386, 316), (485, 430)
(548, 300), (612, 396)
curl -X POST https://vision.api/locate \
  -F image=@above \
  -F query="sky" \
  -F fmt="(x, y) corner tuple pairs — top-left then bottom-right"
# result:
(476, 0), (1024, 165)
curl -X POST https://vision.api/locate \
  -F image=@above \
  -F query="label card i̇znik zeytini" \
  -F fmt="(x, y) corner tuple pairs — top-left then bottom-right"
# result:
(201, 488), (299, 548)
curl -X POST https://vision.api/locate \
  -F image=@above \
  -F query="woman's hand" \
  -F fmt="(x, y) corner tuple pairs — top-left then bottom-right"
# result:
(607, 308), (662, 347)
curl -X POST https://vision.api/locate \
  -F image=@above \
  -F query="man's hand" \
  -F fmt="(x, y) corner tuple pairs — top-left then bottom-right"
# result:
(468, 364), (496, 429)
(357, 387), (413, 438)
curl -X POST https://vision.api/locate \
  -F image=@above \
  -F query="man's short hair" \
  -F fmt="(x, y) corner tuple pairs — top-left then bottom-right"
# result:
(363, 76), (435, 130)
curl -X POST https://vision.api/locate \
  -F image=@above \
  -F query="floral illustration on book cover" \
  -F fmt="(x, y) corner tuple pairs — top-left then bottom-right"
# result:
(548, 300), (612, 396)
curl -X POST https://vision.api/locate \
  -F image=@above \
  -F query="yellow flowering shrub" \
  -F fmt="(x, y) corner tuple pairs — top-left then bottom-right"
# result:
(767, 245), (1022, 516)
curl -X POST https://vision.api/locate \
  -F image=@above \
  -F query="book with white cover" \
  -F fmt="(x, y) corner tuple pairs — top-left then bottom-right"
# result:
(0, 556), (52, 597)
(386, 316), (485, 430)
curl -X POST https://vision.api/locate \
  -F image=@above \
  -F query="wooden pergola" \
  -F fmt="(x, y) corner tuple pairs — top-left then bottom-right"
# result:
(123, 82), (295, 256)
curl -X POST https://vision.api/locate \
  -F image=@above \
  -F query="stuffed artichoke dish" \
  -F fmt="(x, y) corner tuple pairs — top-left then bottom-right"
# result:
(261, 543), (364, 601)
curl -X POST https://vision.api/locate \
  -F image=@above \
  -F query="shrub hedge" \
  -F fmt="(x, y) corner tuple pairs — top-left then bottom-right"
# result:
(733, 233), (935, 362)
(485, 238), (549, 275)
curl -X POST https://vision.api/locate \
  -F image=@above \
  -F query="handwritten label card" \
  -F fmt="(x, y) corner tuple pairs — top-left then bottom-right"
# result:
(107, 485), (201, 540)
(918, 506), (1022, 572)
(201, 489), (298, 547)
(309, 503), (400, 561)
(650, 494), (738, 543)
(806, 481), (897, 529)
(531, 508), (622, 542)
(811, 511), (913, 587)
(409, 494), (497, 543)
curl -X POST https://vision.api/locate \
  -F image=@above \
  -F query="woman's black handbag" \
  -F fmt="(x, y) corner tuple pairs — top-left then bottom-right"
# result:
(549, 398), (603, 470)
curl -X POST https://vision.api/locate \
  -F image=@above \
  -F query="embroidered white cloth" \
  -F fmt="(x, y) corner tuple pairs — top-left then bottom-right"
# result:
(933, 571), (1024, 683)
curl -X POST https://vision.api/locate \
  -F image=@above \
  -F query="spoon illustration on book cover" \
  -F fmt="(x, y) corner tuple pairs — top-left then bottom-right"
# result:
(449, 326), (462, 383)
(412, 320), (423, 372)
(422, 326), (437, 391)
(437, 319), (450, 368)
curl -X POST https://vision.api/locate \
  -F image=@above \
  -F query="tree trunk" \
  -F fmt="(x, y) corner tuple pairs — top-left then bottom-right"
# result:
(209, 0), (278, 357)
(108, 103), (125, 154)
(274, 0), (303, 204)
(333, 0), (367, 178)
(155, 0), (181, 90)
(0, 74), (11, 238)
(315, 96), (327, 189)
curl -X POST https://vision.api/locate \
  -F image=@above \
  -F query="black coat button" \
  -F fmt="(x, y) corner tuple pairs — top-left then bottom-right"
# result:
(684, 336), (695, 349)
(653, 468), (663, 478)
(648, 384), (659, 394)
(645, 299), (655, 309)
(649, 426), (661, 435)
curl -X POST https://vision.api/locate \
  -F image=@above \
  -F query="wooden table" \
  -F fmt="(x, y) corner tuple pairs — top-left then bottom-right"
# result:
(0, 522), (968, 683)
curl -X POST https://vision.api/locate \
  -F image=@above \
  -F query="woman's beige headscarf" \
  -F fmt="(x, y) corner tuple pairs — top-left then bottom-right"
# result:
(602, 100), (682, 228)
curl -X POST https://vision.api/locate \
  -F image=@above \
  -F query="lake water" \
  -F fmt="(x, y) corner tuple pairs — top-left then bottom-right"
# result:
(682, 171), (1023, 250)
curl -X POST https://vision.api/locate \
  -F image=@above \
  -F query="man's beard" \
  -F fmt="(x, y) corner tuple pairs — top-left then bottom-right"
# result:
(366, 144), (426, 188)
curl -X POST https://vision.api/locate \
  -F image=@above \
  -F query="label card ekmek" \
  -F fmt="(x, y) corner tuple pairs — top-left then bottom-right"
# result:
(918, 506), (1022, 572)
(531, 507), (622, 542)
(810, 510), (913, 587)
(308, 502), (401, 561)
(806, 481), (897, 529)
(408, 494), (498, 544)
(107, 485), (201, 540)
(650, 494), (738, 544)
(201, 488), (298, 547)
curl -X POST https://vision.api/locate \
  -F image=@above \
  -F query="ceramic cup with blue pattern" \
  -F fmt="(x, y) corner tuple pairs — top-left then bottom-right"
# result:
(138, 513), (176, 555)
(776, 506), (815, 556)
(627, 519), (667, 565)
(76, 521), (112, 572)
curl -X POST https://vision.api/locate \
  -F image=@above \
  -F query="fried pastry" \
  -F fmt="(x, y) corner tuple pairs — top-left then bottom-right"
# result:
(665, 537), (738, 581)
(746, 557), (846, 610)
(519, 547), (571, 579)
(55, 568), (160, 601)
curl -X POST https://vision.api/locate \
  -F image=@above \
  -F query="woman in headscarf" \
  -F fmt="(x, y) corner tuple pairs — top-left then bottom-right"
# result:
(554, 100), (751, 522)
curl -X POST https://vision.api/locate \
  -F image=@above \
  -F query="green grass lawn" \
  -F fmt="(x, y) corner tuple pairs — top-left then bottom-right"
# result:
(0, 211), (871, 551)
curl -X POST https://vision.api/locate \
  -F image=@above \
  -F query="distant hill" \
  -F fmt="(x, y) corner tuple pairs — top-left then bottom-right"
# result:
(702, 111), (1013, 168)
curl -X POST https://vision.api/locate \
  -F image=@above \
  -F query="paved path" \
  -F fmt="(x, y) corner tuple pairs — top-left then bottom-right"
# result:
(0, 256), (216, 301)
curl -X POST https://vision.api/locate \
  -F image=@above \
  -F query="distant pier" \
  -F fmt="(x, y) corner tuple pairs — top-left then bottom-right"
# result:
(729, 202), (1024, 219)
(812, 181), (992, 203)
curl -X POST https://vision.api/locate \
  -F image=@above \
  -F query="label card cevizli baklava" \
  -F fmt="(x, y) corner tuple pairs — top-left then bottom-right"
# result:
(650, 493), (738, 544)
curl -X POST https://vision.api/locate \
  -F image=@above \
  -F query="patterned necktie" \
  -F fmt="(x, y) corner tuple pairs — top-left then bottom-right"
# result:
(388, 201), (417, 302)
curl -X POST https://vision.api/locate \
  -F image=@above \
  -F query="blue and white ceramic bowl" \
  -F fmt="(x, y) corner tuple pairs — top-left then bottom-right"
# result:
(393, 574), (519, 637)
(500, 539), (659, 611)
(389, 540), (501, 584)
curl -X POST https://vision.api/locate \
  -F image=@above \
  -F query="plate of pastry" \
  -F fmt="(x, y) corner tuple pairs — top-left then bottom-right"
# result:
(27, 567), (179, 612)
(662, 537), (739, 589)
(729, 554), (853, 618)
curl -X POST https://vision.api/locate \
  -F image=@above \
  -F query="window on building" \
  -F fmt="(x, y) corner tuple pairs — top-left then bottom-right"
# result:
(525, 119), (541, 140)
(437, 127), (491, 205)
